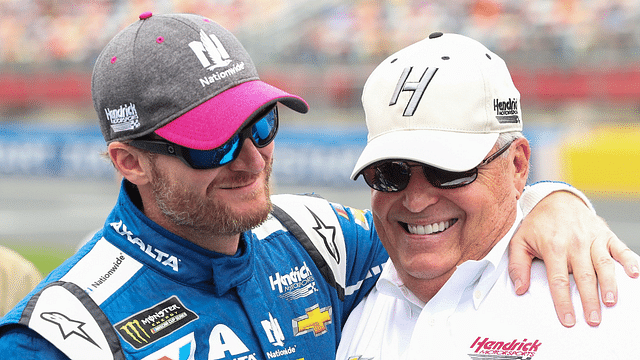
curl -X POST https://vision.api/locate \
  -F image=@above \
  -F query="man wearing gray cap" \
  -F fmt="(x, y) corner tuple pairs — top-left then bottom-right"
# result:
(338, 32), (640, 359)
(0, 14), (634, 360)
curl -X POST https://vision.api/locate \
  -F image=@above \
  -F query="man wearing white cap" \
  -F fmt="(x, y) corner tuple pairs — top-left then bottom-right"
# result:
(338, 32), (640, 359)
(0, 14), (634, 360)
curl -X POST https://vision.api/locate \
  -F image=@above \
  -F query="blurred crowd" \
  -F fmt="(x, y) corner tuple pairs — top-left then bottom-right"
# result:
(1, 0), (639, 70)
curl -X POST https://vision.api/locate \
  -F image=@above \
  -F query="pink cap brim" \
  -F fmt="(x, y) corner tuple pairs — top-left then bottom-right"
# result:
(155, 80), (308, 150)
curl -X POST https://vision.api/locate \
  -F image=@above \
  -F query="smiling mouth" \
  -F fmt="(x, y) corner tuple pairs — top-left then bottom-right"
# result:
(221, 176), (260, 190)
(403, 219), (458, 235)
(223, 183), (253, 189)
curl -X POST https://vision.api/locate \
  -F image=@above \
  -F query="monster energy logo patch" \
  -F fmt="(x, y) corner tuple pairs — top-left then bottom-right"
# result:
(114, 296), (198, 349)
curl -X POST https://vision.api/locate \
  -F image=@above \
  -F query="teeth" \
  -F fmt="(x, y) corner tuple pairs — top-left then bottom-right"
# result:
(408, 221), (451, 235)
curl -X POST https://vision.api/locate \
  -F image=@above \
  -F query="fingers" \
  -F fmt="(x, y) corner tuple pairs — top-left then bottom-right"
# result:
(568, 250), (602, 327)
(513, 188), (639, 328)
(543, 252), (578, 327)
(590, 235), (619, 308)
(589, 220), (639, 308)
(508, 231), (579, 328)
(605, 231), (640, 279)
(507, 239), (534, 296)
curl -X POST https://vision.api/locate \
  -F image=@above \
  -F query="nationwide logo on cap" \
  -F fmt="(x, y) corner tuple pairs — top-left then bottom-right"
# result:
(189, 30), (232, 70)
(493, 98), (520, 124)
(188, 29), (247, 88)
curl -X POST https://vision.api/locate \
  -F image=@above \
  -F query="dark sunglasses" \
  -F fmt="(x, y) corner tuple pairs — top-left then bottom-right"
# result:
(129, 106), (278, 170)
(359, 140), (514, 192)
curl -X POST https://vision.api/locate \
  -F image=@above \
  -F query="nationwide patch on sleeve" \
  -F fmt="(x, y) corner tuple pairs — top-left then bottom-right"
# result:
(114, 296), (198, 349)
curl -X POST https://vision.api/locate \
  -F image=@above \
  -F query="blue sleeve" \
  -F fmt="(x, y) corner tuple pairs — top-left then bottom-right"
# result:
(0, 325), (70, 360)
(333, 204), (388, 326)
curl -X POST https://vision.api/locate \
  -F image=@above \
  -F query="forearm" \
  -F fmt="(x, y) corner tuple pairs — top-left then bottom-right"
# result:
(520, 181), (594, 217)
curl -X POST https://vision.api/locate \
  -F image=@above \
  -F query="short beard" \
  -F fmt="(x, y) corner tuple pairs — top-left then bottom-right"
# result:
(150, 160), (273, 238)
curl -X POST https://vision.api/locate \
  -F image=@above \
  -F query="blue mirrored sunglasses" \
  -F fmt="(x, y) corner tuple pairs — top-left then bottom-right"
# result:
(129, 105), (278, 170)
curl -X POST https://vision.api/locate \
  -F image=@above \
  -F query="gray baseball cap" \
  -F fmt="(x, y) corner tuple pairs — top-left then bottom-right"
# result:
(92, 12), (308, 150)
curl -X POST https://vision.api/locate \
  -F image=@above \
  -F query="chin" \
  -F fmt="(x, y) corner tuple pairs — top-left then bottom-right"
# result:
(404, 255), (455, 280)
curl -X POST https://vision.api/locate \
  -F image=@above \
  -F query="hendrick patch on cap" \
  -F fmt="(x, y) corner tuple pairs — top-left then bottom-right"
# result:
(92, 12), (308, 150)
(351, 32), (522, 179)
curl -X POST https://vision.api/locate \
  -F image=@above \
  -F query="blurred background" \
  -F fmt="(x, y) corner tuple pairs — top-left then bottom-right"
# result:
(0, 0), (638, 275)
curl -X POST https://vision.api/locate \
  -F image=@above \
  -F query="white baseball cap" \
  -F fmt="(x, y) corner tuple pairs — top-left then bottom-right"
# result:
(351, 32), (522, 179)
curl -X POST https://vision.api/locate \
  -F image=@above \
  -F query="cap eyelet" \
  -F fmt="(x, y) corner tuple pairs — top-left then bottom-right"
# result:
(156, 36), (164, 44)
(111, 56), (117, 64)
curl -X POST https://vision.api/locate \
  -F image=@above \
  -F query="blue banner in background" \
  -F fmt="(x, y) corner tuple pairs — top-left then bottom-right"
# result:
(272, 125), (366, 187)
(0, 123), (369, 186)
(0, 123), (552, 186)
(0, 124), (112, 179)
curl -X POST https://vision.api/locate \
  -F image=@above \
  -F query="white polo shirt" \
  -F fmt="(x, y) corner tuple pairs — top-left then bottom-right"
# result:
(336, 207), (640, 359)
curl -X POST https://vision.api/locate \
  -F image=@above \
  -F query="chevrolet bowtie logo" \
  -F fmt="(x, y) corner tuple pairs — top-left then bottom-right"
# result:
(292, 304), (332, 337)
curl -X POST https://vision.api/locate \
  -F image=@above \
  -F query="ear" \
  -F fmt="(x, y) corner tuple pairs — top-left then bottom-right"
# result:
(511, 137), (531, 198)
(107, 142), (153, 186)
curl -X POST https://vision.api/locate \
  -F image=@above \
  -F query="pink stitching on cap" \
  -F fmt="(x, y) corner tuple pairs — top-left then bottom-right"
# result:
(139, 12), (152, 20)
(111, 56), (117, 64)
(156, 36), (164, 44)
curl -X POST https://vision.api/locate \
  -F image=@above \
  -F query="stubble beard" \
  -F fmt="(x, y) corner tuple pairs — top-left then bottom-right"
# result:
(150, 160), (273, 238)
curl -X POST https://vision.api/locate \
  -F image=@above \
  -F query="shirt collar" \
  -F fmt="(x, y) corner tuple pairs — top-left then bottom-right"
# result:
(471, 205), (523, 308)
(377, 259), (426, 308)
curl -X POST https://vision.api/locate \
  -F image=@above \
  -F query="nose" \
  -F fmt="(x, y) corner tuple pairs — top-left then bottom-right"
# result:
(227, 138), (269, 173)
(402, 169), (440, 213)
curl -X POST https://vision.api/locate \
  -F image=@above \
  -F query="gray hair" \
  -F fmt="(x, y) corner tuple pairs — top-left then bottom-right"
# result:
(494, 131), (524, 158)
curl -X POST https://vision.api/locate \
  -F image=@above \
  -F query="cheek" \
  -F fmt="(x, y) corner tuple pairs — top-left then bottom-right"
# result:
(370, 191), (398, 244)
(259, 142), (275, 160)
(370, 191), (389, 221)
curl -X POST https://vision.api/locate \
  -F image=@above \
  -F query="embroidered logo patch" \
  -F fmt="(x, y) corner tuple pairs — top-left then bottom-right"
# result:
(115, 296), (198, 349)
(292, 304), (332, 337)
(105, 103), (140, 133)
(468, 336), (541, 359)
(493, 98), (520, 124)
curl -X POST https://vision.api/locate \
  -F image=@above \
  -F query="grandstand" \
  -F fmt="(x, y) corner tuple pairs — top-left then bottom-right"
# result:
(0, 1), (638, 252)
(2, 1), (640, 109)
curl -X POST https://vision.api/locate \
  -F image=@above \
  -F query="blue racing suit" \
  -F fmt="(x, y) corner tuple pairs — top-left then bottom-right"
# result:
(0, 180), (388, 360)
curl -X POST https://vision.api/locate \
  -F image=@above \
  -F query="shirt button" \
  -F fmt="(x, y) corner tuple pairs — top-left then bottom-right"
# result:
(474, 290), (482, 300)
(428, 317), (436, 326)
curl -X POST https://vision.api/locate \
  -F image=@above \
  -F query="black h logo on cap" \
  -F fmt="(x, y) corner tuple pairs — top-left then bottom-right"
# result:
(389, 67), (438, 116)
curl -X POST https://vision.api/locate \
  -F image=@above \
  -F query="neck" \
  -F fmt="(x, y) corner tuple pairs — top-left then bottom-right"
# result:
(166, 223), (242, 255)
(403, 270), (455, 304)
